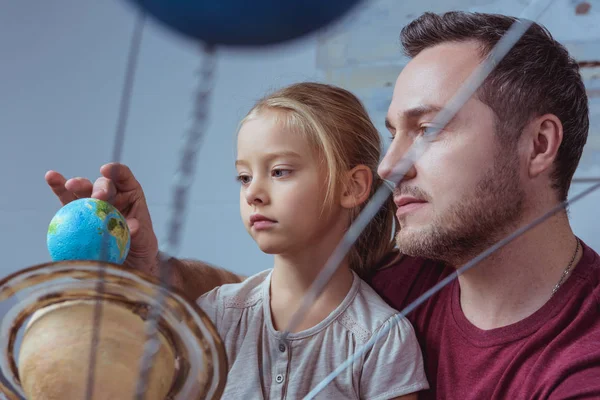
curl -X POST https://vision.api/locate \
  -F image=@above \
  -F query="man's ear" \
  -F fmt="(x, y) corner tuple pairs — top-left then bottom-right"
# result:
(525, 113), (563, 179)
(340, 165), (372, 209)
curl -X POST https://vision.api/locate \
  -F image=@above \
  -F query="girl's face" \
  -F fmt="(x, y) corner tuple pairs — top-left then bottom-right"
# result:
(235, 113), (344, 256)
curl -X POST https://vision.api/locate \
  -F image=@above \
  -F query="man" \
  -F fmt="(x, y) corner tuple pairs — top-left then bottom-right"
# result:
(46, 11), (600, 399)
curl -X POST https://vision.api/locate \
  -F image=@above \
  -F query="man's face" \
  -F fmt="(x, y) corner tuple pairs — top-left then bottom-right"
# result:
(378, 40), (526, 264)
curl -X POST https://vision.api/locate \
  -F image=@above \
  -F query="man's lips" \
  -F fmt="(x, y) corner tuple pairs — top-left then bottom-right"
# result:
(394, 196), (426, 208)
(394, 196), (427, 216)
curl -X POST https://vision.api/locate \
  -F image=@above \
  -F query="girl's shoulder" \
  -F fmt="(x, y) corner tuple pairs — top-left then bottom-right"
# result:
(196, 268), (271, 312)
(340, 274), (413, 343)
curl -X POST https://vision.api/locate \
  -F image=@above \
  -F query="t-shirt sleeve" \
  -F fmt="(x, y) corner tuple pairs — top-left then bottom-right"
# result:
(360, 315), (429, 400)
(196, 287), (222, 330)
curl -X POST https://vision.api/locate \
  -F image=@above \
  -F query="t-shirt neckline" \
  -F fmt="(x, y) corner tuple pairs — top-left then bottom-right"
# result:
(262, 269), (361, 341)
(450, 239), (595, 347)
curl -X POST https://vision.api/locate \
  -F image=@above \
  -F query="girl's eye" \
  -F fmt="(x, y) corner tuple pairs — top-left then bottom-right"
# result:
(272, 169), (292, 178)
(236, 175), (251, 185)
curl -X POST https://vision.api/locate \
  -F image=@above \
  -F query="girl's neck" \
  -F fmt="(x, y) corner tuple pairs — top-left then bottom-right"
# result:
(269, 252), (354, 333)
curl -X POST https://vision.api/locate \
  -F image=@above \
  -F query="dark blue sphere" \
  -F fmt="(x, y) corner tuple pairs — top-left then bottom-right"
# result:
(126, 0), (362, 46)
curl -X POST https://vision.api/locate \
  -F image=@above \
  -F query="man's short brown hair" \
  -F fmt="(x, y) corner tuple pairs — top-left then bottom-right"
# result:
(401, 12), (589, 201)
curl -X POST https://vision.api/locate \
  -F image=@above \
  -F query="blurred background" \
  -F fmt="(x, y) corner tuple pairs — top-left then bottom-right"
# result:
(1, 0), (599, 279)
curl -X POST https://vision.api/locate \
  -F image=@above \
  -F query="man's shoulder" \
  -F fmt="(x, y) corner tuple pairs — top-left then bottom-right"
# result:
(370, 249), (446, 279)
(367, 250), (448, 310)
(576, 240), (600, 305)
(542, 284), (600, 399)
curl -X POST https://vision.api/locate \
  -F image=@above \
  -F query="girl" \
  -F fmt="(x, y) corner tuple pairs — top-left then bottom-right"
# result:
(198, 82), (428, 399)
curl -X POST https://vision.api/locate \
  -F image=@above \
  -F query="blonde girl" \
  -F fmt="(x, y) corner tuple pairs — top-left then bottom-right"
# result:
(198, 82), (428, 399)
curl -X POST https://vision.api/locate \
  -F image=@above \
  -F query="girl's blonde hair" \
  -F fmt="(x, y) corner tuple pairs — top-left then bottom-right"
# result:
(240, 82), (398, 279)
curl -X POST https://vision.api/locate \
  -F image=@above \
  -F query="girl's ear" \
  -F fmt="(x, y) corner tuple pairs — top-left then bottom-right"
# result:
(340, 165), (372, 209)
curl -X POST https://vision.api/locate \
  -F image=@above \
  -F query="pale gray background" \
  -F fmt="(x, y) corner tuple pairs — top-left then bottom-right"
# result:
(1, 0), (599, 279)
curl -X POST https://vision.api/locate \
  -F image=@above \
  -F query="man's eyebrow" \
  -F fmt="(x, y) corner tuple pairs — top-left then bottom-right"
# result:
(235, 150), (302, 166)
(403, 105), (443, 119)
(385, 105), (444, 130)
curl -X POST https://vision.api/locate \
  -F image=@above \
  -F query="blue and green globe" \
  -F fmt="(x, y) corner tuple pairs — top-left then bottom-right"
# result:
(47, 198), (131, 264)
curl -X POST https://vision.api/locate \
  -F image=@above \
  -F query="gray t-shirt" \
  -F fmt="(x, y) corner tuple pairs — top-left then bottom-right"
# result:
(197, 269), (429, 399)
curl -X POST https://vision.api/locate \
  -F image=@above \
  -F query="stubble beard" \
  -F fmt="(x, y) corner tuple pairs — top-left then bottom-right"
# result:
(395, 146), (526, 265)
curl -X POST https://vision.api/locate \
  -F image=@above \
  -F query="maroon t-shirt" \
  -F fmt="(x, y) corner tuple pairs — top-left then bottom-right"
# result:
(369, 240), (600, 399)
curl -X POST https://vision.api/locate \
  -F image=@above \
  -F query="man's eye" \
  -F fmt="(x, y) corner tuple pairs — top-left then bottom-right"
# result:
(420, 126), (439, 137)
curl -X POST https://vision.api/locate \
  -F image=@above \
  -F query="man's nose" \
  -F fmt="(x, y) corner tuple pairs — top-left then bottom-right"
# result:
(377, 137), (417, 184)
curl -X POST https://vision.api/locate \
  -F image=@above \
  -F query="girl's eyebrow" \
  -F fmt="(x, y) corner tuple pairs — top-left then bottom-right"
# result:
(235, 150), (302, 167)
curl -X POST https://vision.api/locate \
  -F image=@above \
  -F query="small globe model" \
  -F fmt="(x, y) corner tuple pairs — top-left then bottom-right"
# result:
(47, 198), (131, 264)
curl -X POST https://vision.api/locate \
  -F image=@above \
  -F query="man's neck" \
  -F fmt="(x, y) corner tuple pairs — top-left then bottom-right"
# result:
(456, 211), (581, 330)
(269, 250), (354, 333)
